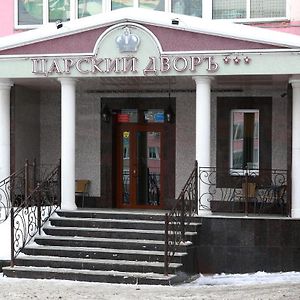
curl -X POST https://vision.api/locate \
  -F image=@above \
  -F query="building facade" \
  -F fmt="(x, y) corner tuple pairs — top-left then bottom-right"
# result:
(1, 0), (300, 276)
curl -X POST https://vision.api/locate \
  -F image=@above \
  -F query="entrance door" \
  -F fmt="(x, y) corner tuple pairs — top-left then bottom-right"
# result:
(116, 123), (163, 208)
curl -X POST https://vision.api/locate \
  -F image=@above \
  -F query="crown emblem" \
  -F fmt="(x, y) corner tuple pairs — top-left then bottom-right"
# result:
(116, 27), (140, 53)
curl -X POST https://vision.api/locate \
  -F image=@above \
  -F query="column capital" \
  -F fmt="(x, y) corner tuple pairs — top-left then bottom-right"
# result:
(192, 76), (214, 85)
(289, 76), (300, 88)
(0, 79), (13, 90)
(58, 77), (77, 86)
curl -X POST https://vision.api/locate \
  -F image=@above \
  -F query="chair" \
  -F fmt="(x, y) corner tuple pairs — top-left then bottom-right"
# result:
(240, 182), (257, 212)
(75, 180), (90, 208)
(242, 182), (257, 199)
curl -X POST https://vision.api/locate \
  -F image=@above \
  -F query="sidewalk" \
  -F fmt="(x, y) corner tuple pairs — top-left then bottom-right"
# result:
(1, 272), (300, 300)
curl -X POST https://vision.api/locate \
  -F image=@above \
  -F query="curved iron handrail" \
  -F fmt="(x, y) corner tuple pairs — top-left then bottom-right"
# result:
(0, 168), (25, 224)
(164, 161), (198, 275)
(11, 161), (61, 266)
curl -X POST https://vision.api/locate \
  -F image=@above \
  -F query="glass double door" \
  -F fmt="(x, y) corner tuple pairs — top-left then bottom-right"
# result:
(116, 123), (163, 208)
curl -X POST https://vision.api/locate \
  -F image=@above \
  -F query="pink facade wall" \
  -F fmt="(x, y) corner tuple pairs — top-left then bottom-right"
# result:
(0, 25), (281, 56)
(255, 21), (300, 35)
(0, 0), (15, 37)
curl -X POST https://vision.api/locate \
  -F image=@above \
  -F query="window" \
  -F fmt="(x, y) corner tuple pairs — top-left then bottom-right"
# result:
(139, 0), (164, 11)
(171, 0), (202, 17)
(16, 0), (288, 28)
(49, 0), (70, 22)
(212, 0), (286, 20)
(78, 0), (103, 18)
(250, 0), (286, 18)
(213, 0), (246, 19)
(148, 147), (160, 159)
(111, 0), (133, 10)
(18, 0), (43, 25)
(216, 97), (272, 186)
(231, 110), (259, 170)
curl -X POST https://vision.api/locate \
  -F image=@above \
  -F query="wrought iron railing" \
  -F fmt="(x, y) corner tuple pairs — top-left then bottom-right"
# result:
(199, 167), (289, 216)
(164, 161), (198, 275)
(148, 172), (160, 205)
(10, 160), (61, 266)
(0, 168), (25, 224)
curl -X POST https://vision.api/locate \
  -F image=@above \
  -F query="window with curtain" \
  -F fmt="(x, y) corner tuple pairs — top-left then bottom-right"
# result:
(48, 0), (70, 22)
(213, 0), (246, 19)
(171, 0), (202, 17)
(18, 0), (43, 25)
(139, 0), (165, 11)
(250, 0), (286, 18)
(212, 0), (286, 19)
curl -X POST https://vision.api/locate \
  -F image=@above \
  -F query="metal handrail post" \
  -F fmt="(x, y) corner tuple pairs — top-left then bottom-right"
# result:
(10, 206), (15, 267)
(195, 160), (198, 213)
(164, 213), (169, 276)
(37, 183), (42, 235)
(245, 171), (248, 215)
(24, 160), (29, 201)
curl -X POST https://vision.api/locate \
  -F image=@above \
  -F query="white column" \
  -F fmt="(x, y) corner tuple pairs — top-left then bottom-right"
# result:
(59, 78), (77, 210)
(193, 76), (212, 212)
(290, 77), (300, 218)
(0, 79), (13, 182)
(0, 79), (13, 260)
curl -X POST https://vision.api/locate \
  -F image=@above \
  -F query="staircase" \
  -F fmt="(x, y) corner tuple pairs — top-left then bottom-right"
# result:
(3, 210), (201, 285)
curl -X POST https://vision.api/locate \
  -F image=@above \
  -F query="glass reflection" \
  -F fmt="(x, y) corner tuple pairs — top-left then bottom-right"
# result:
(171, 0), (202, 17)
(78, 0), (102, 18)
(139, 0), (165, 11)
(232, 111), (259, 169)
(49, 0), (70, 22)
(137, 131), (160, 206)
(112, 0), (133, 10)
(122, 131), (130, 204)
(18, 0), (43, 25)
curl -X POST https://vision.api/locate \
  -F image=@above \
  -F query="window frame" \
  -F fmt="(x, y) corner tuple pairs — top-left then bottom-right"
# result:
(212, 0), (289, 23)
(230, 109), (260, 175)
(216, 97), (272, 188)
(14, 0), (289, 29)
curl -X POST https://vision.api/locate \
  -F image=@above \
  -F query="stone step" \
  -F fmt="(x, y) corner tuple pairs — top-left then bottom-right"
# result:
(15, 255), (182, 274)
(22, 244), (186, 263)
(43, 225), (197, 241)
(56, 210), (202, 224)
(49, 216), (200, 231)
(3, 209), (201, 285)
(34, 235), (191, 252)
(3, 266), (181, 285)
(56, 210), (168, 222)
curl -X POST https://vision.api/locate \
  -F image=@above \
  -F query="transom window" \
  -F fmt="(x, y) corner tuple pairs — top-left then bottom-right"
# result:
(231, 110), (259, 170)
(15, 0), (288, 28)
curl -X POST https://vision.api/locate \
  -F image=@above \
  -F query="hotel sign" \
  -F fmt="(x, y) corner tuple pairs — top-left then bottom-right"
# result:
(30, 55), (228, 76)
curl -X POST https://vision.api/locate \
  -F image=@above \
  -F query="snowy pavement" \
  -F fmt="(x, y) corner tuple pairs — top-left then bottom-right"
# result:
(1, 272), (300, 299)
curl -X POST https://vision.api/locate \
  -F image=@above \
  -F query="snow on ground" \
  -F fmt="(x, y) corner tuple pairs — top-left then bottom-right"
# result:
(1, 272), (300, 299)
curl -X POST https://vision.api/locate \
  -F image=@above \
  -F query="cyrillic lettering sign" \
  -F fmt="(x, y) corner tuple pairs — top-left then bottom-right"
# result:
(31, 55), (250, 76)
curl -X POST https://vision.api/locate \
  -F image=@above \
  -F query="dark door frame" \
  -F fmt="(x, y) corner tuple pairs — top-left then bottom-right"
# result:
(115, 123), (164, 209)
(100, 97), (176, 209)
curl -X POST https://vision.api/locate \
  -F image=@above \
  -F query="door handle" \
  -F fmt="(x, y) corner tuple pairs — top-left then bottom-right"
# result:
(133, 169), (137, 176)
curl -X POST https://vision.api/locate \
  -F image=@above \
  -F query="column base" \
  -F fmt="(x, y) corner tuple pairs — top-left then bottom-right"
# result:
(61, 203), (77, 210)
(291, 208), (300, 219)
